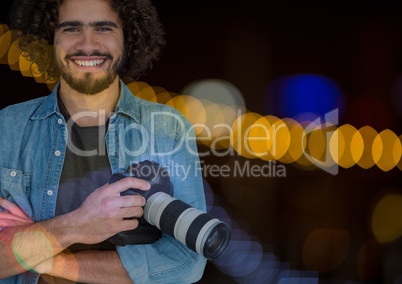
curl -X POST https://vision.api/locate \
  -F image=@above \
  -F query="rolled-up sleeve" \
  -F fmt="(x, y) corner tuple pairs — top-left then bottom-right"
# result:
(117, 235), (206, 283)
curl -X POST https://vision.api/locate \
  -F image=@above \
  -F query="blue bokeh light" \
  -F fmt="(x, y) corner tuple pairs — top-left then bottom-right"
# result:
(265, 74), (345, 121)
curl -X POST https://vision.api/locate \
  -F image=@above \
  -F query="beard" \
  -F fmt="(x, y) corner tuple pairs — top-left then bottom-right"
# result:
(55, 50), (127, 95)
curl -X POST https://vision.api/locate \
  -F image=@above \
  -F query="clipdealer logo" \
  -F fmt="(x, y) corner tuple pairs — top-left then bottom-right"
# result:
(301, 109), (339, 176)
(63, 109), (339, 176)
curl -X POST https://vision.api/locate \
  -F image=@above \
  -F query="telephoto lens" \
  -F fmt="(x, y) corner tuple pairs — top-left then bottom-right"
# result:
(144, 192), (231, 260)
(109, 160), (231, 259)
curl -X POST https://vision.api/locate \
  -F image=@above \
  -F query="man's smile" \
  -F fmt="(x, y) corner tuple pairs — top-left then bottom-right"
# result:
(67, 55), (112, 70)
(73, 59), (105, 67)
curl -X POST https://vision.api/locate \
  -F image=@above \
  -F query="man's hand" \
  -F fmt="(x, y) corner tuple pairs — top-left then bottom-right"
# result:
(69, 177), (150, 244)
(0, 198), (33, 229)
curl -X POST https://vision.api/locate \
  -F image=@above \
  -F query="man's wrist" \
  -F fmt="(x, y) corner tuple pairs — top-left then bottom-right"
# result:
(41, 213), (81, 249)
(37, 252), (79, 281)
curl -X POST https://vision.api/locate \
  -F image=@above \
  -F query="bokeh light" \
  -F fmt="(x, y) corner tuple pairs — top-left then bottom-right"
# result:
(308, 127), (328, 164)
(302, 229), (350, 272)
(0, 28), (15, 64)
(235, 253), (279, 284)
(12, 230), (56, 271)
(372, 129), (401, 171)
(127, 82), (157, 102)
(182, 79), (246, 110)
(126, 81), (151, 96)
(194, 101), (230, 148)
(265, 117), (291, 162)
(277, 118), (306, 164)
(19, 53), (33, 77)
(7, 39), (21, 70)
(330, 124), (363, 169)
(293, 154), (316, 170)
(215, 104), (239, 149)
(154, 87), (173, 104)
(247, 115), (292, 161)
(247, 116), (273, 159)
(231, 112), (262, 159)
(31, 40), (53, 84)
(214, 231), (264, 277)
(265, 74), (345, 122)
(357, 126), (378, 169)
(16, 39), (53, 81)
(166, 95), (206, 136)
(301, 124), (337, 172)
(372, 194), (402, 243)
(211, 218), (289, 284)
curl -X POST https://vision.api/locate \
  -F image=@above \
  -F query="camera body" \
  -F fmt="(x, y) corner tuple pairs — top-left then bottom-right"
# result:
(108, 160), (231, 259)
(107, 160), (172, 246)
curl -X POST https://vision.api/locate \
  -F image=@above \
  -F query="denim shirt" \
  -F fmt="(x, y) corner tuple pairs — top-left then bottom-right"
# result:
(0, 81), (207, 284)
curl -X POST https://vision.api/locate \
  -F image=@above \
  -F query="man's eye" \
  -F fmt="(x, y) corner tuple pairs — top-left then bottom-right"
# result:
(97, 27), (113, 32)
(63, 27), (80, 32)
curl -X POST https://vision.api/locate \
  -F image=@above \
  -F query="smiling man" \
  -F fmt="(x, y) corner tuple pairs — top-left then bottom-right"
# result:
(0, 0), (207, 283)
(54, 0), (125, 97)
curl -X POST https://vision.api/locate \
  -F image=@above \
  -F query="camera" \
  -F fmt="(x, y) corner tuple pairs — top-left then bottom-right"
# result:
(107, 160), (231, 259)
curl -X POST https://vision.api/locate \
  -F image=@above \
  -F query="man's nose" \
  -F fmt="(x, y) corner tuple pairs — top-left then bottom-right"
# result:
(75, 30), (101, 53)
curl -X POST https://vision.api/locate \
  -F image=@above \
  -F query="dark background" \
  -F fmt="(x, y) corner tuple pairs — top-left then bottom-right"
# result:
(1, 1), (402, 283)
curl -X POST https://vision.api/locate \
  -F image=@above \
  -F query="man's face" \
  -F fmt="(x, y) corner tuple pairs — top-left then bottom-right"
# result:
(54, 0), (125, 95)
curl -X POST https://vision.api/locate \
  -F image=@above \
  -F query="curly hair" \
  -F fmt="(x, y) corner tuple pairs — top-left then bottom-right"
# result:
(9, 0), (166, 81)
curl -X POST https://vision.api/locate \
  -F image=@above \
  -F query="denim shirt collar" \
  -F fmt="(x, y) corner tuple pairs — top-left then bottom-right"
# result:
(30, 80), (141, 123)
(114, 81), (141, 124)
(30, 83), (61, 120)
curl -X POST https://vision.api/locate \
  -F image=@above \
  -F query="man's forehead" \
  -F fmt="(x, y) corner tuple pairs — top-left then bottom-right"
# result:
(59, 0), (113, 7)
(58, 0), (120, 24)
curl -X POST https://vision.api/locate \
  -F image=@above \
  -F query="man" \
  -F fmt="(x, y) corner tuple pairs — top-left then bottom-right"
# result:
(0, 0), (207, 283)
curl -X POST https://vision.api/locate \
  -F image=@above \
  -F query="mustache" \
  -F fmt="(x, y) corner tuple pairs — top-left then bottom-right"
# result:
(65, 51), (113, 60)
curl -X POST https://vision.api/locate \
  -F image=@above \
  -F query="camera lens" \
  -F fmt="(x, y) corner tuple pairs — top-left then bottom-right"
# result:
(203, 223), (231, 259)
(145, 192), (230, 259)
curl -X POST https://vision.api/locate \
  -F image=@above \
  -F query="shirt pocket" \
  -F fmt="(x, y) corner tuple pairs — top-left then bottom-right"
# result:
(0, 167), (33, 219)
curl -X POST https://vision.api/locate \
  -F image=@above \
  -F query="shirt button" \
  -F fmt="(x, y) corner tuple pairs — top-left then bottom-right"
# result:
(47, 190), (54, 196)
(57, 119), (63, 125)
(55, 151), (61, 157)
(10, 171), (17, 177)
